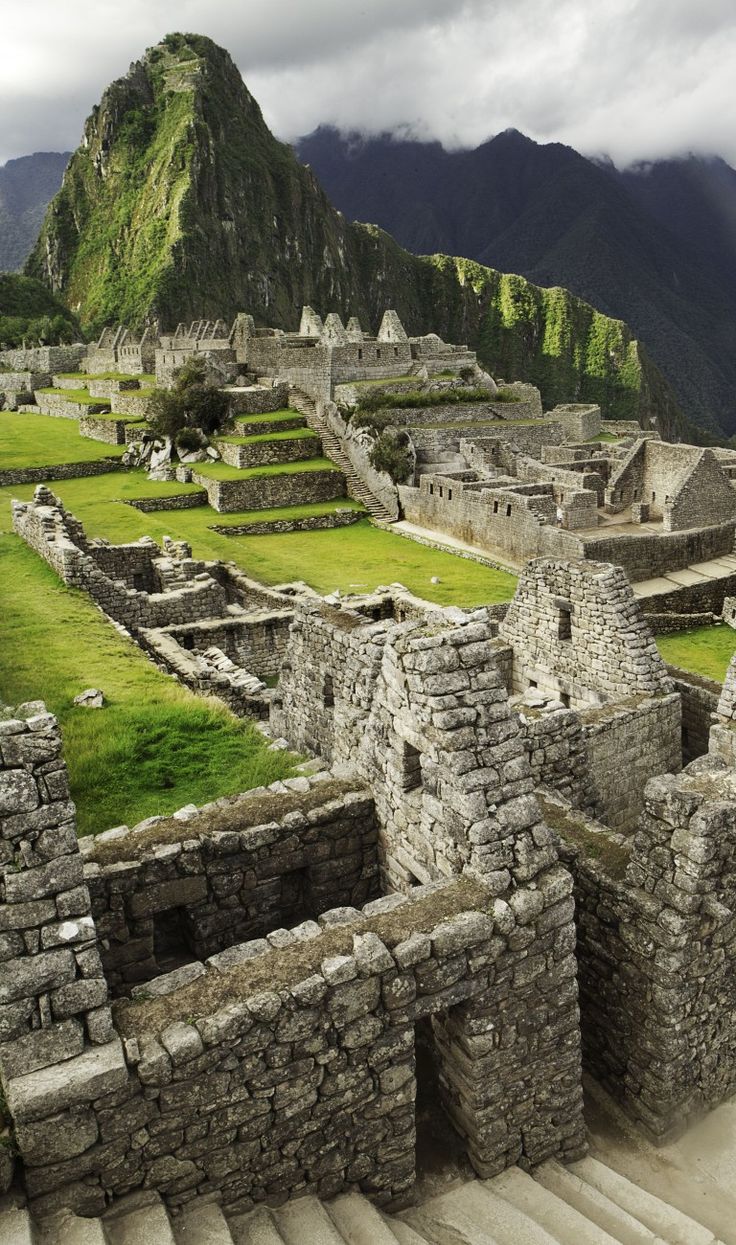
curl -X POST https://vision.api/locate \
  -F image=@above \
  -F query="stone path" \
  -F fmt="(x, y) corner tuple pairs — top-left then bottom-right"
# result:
(393, 520), (520, 573)
(632, 552), (736, 600)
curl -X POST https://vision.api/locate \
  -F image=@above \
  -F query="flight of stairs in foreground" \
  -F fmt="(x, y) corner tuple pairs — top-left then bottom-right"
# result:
(2, 1153), (729, 1245)
(288, 387), (396, 521)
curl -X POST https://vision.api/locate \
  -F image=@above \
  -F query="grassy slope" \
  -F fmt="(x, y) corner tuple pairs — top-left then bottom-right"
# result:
(0, 534), (297, 835)
(656, 625), (736, 683)
(0, 412), (125, 467)
(1, 470), (516, 605)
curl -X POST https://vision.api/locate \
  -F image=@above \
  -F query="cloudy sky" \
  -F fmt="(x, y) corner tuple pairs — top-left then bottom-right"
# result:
(2, 0), (735, 167)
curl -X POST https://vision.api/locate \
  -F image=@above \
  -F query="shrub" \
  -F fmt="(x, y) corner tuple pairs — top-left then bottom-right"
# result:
(369, 429), (413, 483)
(148, 357), (231, 452)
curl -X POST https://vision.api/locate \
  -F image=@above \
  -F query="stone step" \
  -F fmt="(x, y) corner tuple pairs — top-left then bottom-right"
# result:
(384, 1219), (432, 1245)
(273, 1195), (346, 1245)
(34, 1209), (107, 1245)
(402, 1177), (566, 1245)
(228, 1205), (285, 1245)
(0, 1206), (33, 1245)
(327, 1192), (402, 1244)
(535, 1159), (661, 1244)
(173, 1200), (236, 1244)
(489, 1166), (620, 1245)
(570, 1156), (721, 1245)
(103, 1192), (177, 1245)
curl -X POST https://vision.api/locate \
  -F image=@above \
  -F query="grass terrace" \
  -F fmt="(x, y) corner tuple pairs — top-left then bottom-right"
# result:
(218, 428), (319, 446)
(0, 533), (298, 835)
(193, 457), (337, 481)
(56, 371), (156, 385)
(0, 412), (126, 467)
(37, 387), (111, 405)
(657, 624), (736, 684)
(231, 408), (301, 425)
(1, 470), (517, 606)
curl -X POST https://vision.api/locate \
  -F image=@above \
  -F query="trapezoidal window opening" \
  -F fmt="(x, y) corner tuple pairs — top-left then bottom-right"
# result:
(558, 605), (572, 641)
(323, 674), (335, 708)
(401, 741), (422, 793)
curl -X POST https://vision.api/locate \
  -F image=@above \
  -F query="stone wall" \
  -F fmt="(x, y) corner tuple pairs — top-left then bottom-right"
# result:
(583, 520), (736, 583)
(568, 758), (736, 1141)
(0, 345), (86, 373)
(103, 878), (584, 1212)
(217, 435), (320, 469)
(124, 492), (208, 513)
(193, 468), (346, 514)
(82, 780), (379, 993)
(637, 568), (736, 619)
(0, 721), (585, 1216)
(606, 440), (736, 532)
(246, 339), (333, 403)
(398, 475), (584, 566)
(225, 383), (290, 415)
(210, 509), (363, 536)
(0, 459), (124, 488)
(499, 559), (675, 707)
(546, 404), (601, 441)
(514, 702), (592, 811)
(79, 416), (141, 446)
(0, 703), (129, 1212)
(666, 665), (720, 763)
(580, 696), (682, 832)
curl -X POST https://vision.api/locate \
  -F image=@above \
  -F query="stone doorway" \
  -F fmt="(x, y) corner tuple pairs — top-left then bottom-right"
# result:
(153, 906), (198, 975)
(414, 1017), (474, 1196)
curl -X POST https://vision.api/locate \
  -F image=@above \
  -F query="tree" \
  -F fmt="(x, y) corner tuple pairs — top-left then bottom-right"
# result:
(148, 357), (231, 452)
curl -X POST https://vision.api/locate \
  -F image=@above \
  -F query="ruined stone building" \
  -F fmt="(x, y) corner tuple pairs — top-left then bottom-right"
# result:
(4, 471), (736, 1239)
(3, 309), (736, 1240)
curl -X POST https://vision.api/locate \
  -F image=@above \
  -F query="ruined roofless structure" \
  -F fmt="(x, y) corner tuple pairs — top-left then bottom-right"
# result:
(5, 486), (736, 1236)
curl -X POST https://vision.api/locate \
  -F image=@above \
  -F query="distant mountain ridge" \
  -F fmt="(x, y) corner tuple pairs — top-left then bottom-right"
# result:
(22, 34), (689, 437)
(0, 152), (70, 271)
(296, 127), (736, 436)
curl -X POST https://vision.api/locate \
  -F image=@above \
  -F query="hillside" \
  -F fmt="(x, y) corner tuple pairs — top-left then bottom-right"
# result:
(0, 272), (78, 346)
(297, 127), (736, 437)
(0, 151), (69, 271)
(27, 33), (687, 434)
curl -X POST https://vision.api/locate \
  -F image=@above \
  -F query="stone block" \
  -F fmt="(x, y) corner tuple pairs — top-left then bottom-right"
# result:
(127, 876), (207, 918)
(5, 1038), (128, 1123)
(0, 769), (39, 815)
(15, 1104), (98, 1166)
(0, 1016), (84, 1080)
(0, 948), (76, 1004)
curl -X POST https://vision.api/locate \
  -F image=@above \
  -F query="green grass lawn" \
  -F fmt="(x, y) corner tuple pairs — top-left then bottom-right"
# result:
(233, 409), (305, 426)
(56, 371), (156, 385)
(0, 534), (298, 835)
(656, 624), (736, 683)
(38, 388), (111, 406)
(0, 412), (125, 468)
(218, 428), (319, 446)
(193, 457), (337, 481)
(1, 471), (516, 605)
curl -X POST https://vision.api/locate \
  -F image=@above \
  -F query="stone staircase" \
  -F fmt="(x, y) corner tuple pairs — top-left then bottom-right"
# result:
(5, 1153), (729, 1244)
(289, 387), (395, 522)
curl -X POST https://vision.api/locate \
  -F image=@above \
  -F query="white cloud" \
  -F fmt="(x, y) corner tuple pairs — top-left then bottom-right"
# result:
(0, 0), (735, 166)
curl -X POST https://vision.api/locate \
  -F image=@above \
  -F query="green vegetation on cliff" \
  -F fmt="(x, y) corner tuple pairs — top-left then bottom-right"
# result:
(28, 32), (684, 432)
(0, 273), (78, 346)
